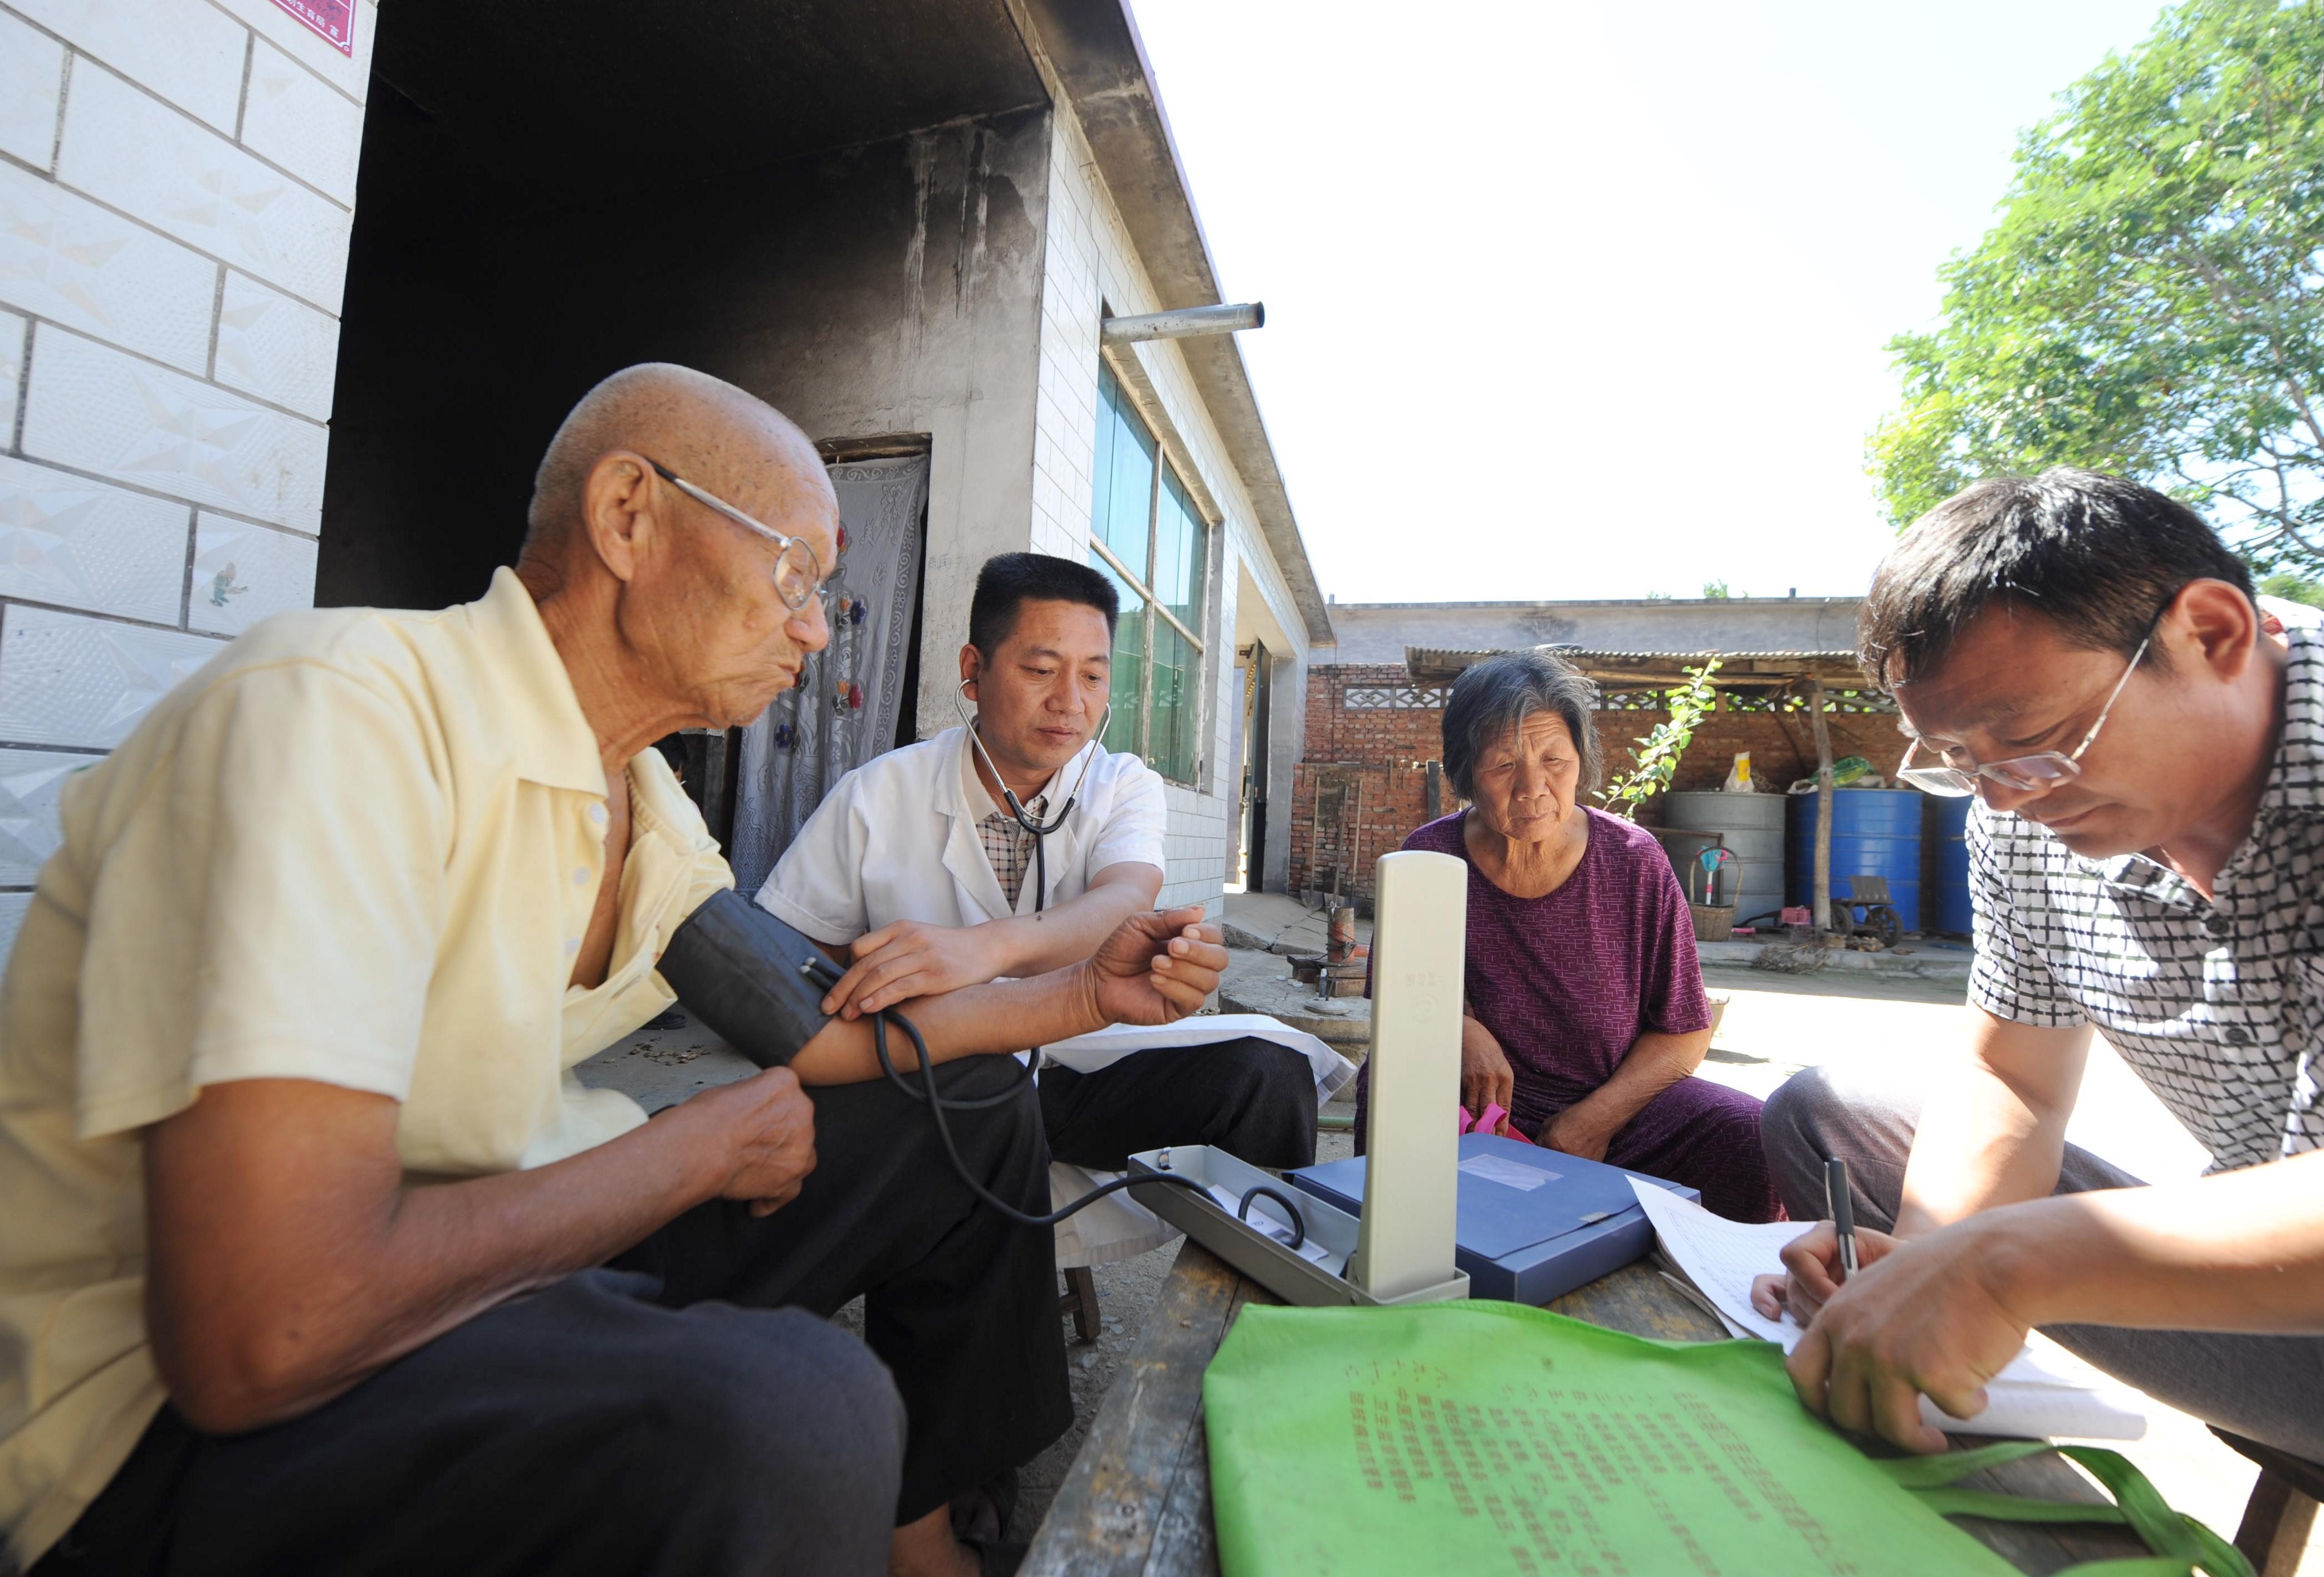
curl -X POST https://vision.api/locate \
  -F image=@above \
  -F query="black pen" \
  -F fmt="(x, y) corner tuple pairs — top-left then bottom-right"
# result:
(1825, 1157), (1859, 1282)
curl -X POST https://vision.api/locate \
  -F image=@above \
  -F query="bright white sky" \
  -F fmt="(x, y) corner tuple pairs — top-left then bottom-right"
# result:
(1131, 2), (2172, 604)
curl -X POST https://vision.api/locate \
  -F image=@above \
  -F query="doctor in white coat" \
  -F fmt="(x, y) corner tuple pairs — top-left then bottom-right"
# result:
(757, 552), (1317, 1172)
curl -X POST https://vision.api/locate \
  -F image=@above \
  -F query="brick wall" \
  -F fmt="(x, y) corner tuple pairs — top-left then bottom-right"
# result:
(1290, 663), (1911, 907)
(0, 0), (376, 959)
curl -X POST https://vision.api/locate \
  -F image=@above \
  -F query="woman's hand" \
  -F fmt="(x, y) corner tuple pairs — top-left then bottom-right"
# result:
(1460, 1015), (1515, 1118)
(1537, 1105), (1616, 1162)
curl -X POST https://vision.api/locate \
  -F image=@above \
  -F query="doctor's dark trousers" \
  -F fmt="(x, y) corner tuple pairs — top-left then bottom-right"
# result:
(31, 1054), (1069, 1577)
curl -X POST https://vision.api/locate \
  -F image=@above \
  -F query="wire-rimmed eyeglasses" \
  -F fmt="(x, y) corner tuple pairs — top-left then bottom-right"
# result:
(645, 459), (823, 611)
(1896, 628), (2154, 797)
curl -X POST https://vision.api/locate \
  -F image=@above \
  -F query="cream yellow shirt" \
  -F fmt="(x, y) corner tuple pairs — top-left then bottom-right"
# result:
(0, 567), (731, 1567)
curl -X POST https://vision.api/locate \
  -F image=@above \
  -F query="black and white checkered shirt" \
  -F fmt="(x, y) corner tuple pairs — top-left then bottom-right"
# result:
(1970, 630), (2324, 1170)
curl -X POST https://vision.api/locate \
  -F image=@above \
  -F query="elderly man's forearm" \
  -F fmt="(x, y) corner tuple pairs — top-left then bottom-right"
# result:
(1981, 1150), (2324, 1333)
(787, 963), (1102, 1084)
(148, 1087), (752, 1434)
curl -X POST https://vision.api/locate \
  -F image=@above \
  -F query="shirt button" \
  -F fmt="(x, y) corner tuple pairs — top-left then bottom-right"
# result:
(588, 804), (608, 825)
(575, 866), (593, 886)
(2221, 1025), (2253, 1045)
(2203, 914), (2232, 939)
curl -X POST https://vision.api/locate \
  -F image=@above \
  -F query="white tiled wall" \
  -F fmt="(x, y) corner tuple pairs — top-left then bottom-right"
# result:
(0, 0), (375, 935)
(1031, 102), (1312, 920)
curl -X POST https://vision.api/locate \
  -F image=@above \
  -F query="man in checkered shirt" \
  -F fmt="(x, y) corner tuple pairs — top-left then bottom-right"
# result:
(1755, 469), (2324, 1462)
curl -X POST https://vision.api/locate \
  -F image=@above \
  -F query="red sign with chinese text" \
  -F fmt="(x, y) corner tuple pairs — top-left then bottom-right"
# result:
(268, 0), (355, 56)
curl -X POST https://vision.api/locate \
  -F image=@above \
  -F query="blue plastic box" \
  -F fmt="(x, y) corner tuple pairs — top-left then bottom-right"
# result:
(1286, 1133), (1699, 1305)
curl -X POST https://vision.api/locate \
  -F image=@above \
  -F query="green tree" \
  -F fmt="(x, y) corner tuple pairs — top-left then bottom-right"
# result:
(1701, 580), (1733, 599)
(2262, 568), (2324, 605)
(1867, 0), (2324, 574)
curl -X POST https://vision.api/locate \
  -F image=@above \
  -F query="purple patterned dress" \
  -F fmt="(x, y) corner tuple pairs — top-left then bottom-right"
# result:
(1355, 808), (1779, 1222)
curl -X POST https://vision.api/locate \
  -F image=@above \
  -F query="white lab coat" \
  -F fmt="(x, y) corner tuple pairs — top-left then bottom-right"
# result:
(756, 724), (1167, 942)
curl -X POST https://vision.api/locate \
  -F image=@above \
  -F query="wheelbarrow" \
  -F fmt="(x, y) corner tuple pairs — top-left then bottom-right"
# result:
(1829, 874), (1904, 948)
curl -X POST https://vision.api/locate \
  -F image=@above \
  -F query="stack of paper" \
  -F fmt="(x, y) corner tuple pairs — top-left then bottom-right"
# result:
(1627, 1179), (2146, 1441)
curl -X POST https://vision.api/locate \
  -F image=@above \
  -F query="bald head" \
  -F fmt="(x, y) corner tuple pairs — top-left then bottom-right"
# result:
(523, 363), (823, 559)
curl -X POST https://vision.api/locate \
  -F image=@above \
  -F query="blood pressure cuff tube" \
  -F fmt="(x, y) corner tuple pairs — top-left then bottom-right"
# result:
(656, 888), (836, 1070)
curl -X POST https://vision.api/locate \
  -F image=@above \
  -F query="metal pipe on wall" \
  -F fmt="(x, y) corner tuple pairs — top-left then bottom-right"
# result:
(1100, 302), (1265, 344)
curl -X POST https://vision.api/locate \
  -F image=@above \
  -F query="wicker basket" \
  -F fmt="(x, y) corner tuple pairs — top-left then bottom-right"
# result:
(1689, 903), (1736, 944)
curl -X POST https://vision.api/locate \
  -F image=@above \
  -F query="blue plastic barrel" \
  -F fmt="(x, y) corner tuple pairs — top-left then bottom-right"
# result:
(1930, 794), (1973, 936)
(1786, 787), (1923, 932)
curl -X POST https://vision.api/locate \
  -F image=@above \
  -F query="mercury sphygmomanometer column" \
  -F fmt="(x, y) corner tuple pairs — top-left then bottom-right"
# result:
(1349, 850), (1473, 1305)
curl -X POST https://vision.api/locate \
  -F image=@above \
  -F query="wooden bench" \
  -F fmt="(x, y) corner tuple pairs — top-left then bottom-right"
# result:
(1023, 1241), (2155, 1576)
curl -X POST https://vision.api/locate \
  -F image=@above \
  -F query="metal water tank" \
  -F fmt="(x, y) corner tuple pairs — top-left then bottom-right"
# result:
(1929, 794), (1973, 936)
(1661, 791), (1787, 923)
(1787, 787), (1923, 932)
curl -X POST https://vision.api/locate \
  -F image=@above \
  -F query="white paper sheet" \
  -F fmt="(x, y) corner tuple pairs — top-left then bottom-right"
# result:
(1040, 1014), (1356, 1100)
(1459, 1153), (1557, 1191)
(1628, 1180), (2146, 1440)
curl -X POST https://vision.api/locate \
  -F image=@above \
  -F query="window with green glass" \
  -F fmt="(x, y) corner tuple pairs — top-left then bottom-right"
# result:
(1088, 362), (1210, 783)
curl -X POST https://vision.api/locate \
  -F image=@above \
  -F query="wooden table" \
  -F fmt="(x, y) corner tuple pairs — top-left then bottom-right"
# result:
(1022, 1241), (2151, 1576)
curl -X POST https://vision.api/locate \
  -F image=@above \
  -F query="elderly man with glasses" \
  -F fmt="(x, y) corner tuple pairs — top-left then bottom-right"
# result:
(0, 364), (1229, 1577)
(1750, 467), (2324, 1464)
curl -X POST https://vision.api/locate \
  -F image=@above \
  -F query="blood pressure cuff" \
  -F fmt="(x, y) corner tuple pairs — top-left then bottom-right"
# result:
(657, 888), (836, 1070)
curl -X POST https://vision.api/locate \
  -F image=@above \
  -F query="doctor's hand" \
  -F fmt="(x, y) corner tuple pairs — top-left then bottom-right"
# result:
(1082, 906), (1229, 1027)
(1776, 1218), (2032, 1453)
(821, 919), (1002, 1020)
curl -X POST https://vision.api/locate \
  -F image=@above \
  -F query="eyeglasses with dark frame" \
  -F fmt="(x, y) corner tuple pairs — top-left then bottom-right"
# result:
(644, 458), (823, 611)
(1896, 626), (2155, 798)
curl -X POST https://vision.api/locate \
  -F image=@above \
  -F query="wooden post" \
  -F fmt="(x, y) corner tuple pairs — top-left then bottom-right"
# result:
(1808, 678), (1835, 942)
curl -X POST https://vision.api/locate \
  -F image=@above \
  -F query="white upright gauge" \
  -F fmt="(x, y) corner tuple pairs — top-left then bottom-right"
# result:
(1350, 849), (1472, 1305)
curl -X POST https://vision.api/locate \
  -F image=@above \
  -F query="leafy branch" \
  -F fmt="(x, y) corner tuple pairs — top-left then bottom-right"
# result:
(1596, 658), (1723, 821)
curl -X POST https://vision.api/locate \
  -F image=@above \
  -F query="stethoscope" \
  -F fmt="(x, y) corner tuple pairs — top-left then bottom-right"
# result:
(953, 678), (1109, 915)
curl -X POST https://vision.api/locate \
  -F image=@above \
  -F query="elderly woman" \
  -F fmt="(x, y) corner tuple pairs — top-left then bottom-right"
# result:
(1355, 650), (1779, 1222)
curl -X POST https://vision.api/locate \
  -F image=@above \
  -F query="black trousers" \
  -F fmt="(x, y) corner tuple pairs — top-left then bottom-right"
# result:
(32, 1054), (1070, 1577)
(1038, 1036), (1318, 1172)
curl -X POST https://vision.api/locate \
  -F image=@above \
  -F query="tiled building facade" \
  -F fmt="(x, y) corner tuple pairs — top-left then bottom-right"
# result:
(0, 0), (377, 958)
(0, 0), (1320, 962)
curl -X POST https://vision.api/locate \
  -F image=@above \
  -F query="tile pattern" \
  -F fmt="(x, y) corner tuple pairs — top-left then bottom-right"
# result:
(188, 512), (316, 635)
(0, 746), (95, 884)
(24, 324), (329, 531)
(214, 270), (339, 418)
(0, 454), (190, 623)
(0, 0), (372, 969)
(0, 9), (63, 170)
(1971, 630), (2324, 1168)
(7, 0), (248, 133)
(214, 0), (378, 102)
(0, 603), (223, 750)
(238, 39), (363, 205)
(58, 60), (352, 313)
(0, 158), (219, 373)
(0, 308), (18, 440)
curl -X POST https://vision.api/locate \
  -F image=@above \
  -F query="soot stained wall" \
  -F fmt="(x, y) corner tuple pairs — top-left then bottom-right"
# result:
(319, 100), (1052, 620)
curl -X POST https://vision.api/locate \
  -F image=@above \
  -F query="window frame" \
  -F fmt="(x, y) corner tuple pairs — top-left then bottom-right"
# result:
(1088, 361), (1211, 786)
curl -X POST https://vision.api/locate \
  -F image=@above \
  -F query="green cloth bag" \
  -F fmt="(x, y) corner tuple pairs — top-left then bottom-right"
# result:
(1203, 1300), (2249, 1577)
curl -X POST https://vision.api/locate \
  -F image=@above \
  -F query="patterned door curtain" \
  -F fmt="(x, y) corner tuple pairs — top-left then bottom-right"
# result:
(727, 452), (929, 893)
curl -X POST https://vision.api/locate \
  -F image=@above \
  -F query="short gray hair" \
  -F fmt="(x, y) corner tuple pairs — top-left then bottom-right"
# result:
(1440, 650), (1602, 801)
